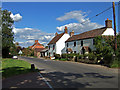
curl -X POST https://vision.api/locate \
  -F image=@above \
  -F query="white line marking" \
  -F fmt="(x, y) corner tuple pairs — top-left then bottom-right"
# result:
(38, 72), (54, 90)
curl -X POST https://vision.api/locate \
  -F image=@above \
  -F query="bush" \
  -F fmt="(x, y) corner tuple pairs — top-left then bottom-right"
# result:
(110, 59), (119, 68)
(54, 54), (61, 59)
(103, 53), (112, 65)
(78, 55), (82, 59)
(67, 54), (74, 58)
(88, 52), (96, 60)
(61, 54), (67, 58)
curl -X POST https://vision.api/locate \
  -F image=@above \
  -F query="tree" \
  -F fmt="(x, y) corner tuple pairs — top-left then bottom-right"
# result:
(2, 9), (14, 58)
(0, 8), (2, 58)
(94, 35), (120, 65)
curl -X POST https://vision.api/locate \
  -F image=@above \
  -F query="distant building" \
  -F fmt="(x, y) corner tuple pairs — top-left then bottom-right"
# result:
(30, 40), (47, 58)
(30, 40), (44, 50)
(48, 26), (70, 57)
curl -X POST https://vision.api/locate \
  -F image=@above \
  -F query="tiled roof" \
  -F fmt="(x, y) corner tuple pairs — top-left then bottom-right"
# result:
(33, 46), (44, 49)
(30, 41), (45, 49)
(34, 48), (46, 52)
(66, 27), (107, 42)
(48, 33), (64, 45)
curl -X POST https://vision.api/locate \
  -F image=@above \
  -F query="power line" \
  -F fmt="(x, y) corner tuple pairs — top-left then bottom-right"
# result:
(79, 3), (119, 25)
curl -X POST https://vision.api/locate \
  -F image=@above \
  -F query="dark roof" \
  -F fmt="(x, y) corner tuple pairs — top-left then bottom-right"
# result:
(66, 27), (107, 42)
(48, 33), (64, 45)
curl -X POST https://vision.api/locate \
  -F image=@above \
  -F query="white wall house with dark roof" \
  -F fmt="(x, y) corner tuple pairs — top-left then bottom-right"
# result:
(62, 19), (114, 54)
(48, 27), (70, 57)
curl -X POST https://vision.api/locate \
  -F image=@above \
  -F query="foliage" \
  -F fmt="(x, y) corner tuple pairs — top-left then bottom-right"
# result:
(94, 35), (120, 66)
(54, 54), (61, 59)
(110, 58), (120, 68)
(61, 54), (67, 58)
(88, 52), (97, 60)
(2, 58), (38, 78)
(94, 36), (114, 59)
(22, 47), (34, 56)
(2, 9), (14, 58)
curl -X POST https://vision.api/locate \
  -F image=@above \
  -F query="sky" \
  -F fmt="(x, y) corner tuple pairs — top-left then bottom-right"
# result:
(2, 2), (119, 47)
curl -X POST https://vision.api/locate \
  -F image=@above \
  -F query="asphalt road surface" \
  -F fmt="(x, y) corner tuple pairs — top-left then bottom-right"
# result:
(18, 56), (118, 88)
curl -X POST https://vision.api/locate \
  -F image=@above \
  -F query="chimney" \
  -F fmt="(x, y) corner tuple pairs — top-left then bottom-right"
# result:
(35, 40), (38, 43)
(70, 30), (74, 37)
(64, 26), (68, 34)
(55, 32), (58, 36)
(105, 18), (112, 28)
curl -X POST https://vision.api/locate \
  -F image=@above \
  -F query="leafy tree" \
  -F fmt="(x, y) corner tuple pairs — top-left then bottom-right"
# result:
(94, 35), (120, 65)
(0, 8), (2, 58)
(2, 10), (14, 58)
(22, 47), (34, 56)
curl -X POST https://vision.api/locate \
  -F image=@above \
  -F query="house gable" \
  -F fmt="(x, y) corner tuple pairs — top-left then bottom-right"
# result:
(48, 33), (64, 45)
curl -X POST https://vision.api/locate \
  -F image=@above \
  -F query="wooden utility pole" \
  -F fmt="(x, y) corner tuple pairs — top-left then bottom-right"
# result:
(112, 2), (117, 51)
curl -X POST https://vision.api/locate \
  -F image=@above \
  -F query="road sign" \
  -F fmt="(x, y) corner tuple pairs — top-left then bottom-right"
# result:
(18, 50), (22, 54)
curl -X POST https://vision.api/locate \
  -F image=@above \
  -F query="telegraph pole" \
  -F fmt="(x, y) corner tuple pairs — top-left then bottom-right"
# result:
(112, 2), (117, 51)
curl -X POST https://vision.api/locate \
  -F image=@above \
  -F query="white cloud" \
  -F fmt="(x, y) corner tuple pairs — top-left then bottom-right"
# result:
(56, 10), (103, 33)
(13, 27), (54, 47)
(10, 13), (22, 22)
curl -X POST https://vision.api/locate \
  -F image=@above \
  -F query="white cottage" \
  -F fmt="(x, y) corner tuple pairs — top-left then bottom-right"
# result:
(48, 26), (70, 57)
(63, 19), (114, 54)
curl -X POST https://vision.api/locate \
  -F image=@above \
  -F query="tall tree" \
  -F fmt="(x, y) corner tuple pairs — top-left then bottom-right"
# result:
(2, 10), (14, 58)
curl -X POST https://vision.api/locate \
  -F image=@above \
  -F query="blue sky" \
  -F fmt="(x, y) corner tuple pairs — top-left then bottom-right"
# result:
(2, 2), (119, 47)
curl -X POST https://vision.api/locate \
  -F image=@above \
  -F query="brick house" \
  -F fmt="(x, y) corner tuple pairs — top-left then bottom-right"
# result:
(30, 40), (46, 57)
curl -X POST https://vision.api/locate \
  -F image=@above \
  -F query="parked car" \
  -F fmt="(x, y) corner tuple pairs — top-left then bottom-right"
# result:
(12, 55), (18, 59)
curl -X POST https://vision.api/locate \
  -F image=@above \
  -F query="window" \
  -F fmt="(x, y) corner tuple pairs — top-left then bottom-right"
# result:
(93, 39), (95, 45)
(74, 51), (76, 53)
(67, 43), (68, 47)
(49, 46), (50, 50)
(53, 45), (55, 50)
(74, 42), (76, 47)
(81, 40), (83, 46)
(66, 49), (68, 53)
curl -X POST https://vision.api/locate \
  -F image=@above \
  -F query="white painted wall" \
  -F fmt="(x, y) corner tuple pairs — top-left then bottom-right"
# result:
(56, 34), (70, 55)
(48, 33), (70, 56)
(102, 28), (114, 35)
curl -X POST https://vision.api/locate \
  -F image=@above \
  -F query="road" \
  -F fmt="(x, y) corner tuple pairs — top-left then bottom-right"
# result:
(18, 56), (118, 88)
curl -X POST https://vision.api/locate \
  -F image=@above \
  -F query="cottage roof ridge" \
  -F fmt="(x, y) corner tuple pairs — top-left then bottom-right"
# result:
(48, 33), (64, 45)
(66, 27), (107, 42)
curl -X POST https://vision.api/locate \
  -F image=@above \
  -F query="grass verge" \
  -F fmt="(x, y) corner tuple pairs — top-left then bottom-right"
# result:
(2, 58), (38, 78)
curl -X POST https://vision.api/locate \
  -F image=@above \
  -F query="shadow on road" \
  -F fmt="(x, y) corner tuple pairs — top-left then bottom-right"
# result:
(41, 70), (115, 88)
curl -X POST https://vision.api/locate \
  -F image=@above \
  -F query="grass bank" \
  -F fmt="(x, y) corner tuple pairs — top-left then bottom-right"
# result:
(2, 58), (38, 78)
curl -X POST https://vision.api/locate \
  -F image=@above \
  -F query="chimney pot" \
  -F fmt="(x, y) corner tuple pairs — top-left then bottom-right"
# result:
(70, 30), (74, 37)
(35, 40), (38, 43)
(64, 26), (68, 34)
(55, 32), (58, 36)
(105, 19), (112, 28)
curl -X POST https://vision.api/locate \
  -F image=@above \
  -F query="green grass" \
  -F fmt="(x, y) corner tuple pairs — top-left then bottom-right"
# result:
(55, 58), (68, 61)
(2, 58), (38, 78)
(110, 59), (120, 68)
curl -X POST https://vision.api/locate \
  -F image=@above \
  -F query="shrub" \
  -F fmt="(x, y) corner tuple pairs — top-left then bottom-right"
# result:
(61, 54), (67, 58)
(54, 54), (61, 59)
(88, 52), (96, 60)
(78, 55), (82, 59)
(110, 58), (119, 68)
(103, 53), (112, 65)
